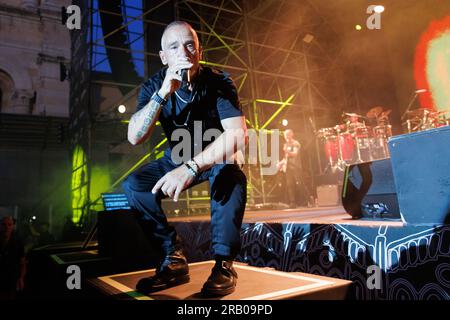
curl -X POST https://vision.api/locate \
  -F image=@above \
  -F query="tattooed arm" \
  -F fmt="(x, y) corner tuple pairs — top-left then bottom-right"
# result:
(128, 57), (193, 145)
(127, 98), (163, 145)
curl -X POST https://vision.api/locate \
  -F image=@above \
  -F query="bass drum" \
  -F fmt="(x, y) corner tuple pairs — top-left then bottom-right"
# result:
(322, 133), (355, 166)
(339, 132), (355, 162)
(323, 136), (339, 166)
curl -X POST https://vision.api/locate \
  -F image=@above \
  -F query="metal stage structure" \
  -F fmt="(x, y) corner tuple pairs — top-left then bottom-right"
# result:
(69, 0), (350, 227)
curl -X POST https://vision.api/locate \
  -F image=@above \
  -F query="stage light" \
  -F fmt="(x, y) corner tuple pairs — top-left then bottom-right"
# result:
(118, 105), (126, 113)
(374, 5), (385, 13)
(303, 34), (314, 44)
(282, 119), (288, 126)
(355, 25), (362, 31)
(71, 145), (88, 224)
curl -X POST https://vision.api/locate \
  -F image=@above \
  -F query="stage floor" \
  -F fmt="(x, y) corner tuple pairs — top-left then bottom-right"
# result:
(88, 260), (351, 300)
(168, 205), (404, 227)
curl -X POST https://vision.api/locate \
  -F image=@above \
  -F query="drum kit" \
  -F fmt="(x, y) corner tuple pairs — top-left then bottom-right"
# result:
(402, 108), (450, 133)
(317, 106), (393, 171)
(317, 104), (450, 171)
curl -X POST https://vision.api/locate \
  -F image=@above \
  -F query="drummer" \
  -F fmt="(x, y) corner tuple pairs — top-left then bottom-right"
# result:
(345, 113), (365, 133)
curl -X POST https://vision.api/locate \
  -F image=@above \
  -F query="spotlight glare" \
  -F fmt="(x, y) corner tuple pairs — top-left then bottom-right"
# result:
(282, 119), (288, 126)
(374, 5), (385, 13)
(355, 24), (362, 31)
(118, 104), (126, 113)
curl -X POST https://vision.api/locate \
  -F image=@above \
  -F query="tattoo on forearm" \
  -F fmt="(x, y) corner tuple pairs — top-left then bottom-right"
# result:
(136, 116), (152, 139)
(131, 100), (161, 141)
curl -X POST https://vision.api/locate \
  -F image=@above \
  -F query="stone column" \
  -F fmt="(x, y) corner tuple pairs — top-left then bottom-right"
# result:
(11, 89), (34, 114)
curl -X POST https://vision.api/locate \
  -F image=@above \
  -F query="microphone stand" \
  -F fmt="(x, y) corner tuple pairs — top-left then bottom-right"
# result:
(401, 90), (427, 133)
(309, 117), (323, 175)
(402, 90), (426, 120)
(401, 91), (419, 121)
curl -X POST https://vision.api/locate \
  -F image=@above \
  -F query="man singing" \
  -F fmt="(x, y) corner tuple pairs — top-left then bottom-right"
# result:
(122, 21), (248, 296)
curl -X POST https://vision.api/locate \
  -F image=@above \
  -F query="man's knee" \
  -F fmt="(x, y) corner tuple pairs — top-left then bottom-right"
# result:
(122, 174), (134, 193)
(122, 173), (162, 210)
(122, 173), (144, 194)
(210, 164), (246, 185)
(209, 165), (247, 204)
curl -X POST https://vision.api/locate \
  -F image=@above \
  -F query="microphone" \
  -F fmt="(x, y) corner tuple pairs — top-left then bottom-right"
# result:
(180, 69), (190, 84)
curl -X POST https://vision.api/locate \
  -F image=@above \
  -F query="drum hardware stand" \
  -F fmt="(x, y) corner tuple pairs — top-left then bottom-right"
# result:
(406, 119), (412, 133)
(335, 128), (348, 171)
(354, 135), (364, 163)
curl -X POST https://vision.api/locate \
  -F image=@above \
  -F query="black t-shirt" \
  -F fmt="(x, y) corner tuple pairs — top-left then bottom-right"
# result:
(284, 140), (301, 169)
(135, 66), (243, 157)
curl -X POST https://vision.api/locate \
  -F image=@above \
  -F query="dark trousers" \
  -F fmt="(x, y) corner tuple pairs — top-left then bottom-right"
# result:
(285, 167), (311, 206)
(285, 166), (305, 206)
(122, 149), (247, 259)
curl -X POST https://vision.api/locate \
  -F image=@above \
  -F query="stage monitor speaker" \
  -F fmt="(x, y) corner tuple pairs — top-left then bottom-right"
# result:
(316, 184), (341, 206)
(389, 126), (450, 225)
(342, 158), (401, 220)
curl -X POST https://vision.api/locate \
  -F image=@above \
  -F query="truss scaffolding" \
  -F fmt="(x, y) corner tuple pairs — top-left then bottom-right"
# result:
(70, 0), (350, 225)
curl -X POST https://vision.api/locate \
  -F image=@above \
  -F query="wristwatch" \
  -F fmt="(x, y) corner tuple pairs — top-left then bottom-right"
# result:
(151, 91), (168, 106)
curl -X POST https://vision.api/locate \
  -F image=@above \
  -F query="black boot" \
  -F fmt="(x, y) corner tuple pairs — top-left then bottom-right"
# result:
(136, 249), (189, 294)
(201, 259), (237, 297)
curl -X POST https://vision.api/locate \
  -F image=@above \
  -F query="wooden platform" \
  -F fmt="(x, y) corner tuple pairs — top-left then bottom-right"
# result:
(88, 260), (352, 300)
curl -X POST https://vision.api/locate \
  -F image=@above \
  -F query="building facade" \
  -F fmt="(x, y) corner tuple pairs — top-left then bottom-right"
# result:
(0, 0), (71, 117)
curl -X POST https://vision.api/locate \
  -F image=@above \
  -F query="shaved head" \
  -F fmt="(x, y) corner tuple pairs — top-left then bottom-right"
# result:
(161, 21), (198, 50)
(158, 21), (202, 80)
(284, 129), (294, 140)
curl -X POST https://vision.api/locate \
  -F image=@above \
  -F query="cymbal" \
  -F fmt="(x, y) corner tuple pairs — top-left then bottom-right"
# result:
(406, 108), (432, 117)
(434, 109), (450, 114)
(366, 106), (383, 118)
(379, 109), (392, 118)
(343, 113), (369, 121)
(342, 112), (363, 118)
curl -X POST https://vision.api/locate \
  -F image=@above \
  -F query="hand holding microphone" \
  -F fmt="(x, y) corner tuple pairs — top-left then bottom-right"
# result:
(180, 68), (190, 84)
(158, 58), (193, 99)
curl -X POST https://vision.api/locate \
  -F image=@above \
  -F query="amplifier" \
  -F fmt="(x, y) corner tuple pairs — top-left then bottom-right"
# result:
(342, 159), (401, 220)
(317, 184), (341, 206)
(389, 126), (450, 225)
